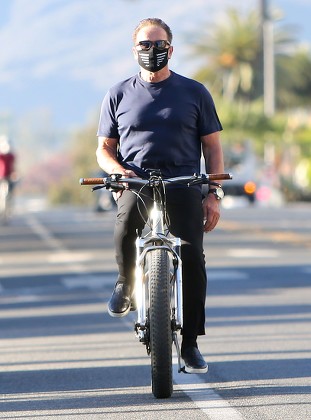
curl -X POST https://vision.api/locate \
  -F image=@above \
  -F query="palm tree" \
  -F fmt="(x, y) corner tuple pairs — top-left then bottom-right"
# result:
(192, 9), (260, 101)
(191, 6), (311, 109)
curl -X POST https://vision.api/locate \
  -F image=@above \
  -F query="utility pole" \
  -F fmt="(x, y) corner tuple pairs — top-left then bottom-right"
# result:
(260, 0), (275, 117)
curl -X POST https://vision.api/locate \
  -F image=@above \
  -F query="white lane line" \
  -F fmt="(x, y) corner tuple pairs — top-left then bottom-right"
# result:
(227, 248), (279, 258)
(125, 312), (244, 419)
(173, 363), (244, 420)
(48, 252), (94, 263)
(62, 275), (114, 290)
(61, 271), (248, 291)
(26, 214), (66, 251)
(208, 270), (248, 280)
(26, 214), (92, 276)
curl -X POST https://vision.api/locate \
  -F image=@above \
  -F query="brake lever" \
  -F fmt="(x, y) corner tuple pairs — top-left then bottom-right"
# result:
(207, 181), (222, 188)
(187, 176), (221, 188)
(92, 185), (105, 191)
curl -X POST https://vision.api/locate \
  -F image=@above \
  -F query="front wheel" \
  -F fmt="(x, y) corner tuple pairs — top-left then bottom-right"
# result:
(148, 248), (173, 399)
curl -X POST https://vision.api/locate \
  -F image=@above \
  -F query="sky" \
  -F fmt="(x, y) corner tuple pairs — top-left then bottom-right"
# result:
(0, 0), (310, 142)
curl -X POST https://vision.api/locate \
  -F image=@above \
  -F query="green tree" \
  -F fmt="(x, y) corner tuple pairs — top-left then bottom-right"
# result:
(192, 9), (261, 101)
(192, 7), (311, 109)
(48, 124), (99, 205)
(276, 48), (311, 109)
(191, 7), (311, 196)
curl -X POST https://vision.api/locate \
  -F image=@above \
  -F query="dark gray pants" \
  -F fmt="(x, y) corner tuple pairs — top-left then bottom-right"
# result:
(114, 187), (207, 338)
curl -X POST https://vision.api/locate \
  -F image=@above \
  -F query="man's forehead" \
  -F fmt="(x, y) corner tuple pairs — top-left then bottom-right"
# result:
(136, 25), (168, 41)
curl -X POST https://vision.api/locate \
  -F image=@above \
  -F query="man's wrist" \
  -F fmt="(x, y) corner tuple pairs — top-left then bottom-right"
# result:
(110, 166), (125, 174)
(207, 187), (224, 200)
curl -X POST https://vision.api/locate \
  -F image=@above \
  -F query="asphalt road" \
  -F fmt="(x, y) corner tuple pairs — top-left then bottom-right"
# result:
(0, 200), (310, 419)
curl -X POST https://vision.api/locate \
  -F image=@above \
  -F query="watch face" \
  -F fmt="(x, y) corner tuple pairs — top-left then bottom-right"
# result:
(216, 187), (225, 199)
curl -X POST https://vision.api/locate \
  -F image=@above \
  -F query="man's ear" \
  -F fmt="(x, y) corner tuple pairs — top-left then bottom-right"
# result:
(132, 46), (138, 59)
(168, 46), (173, 59)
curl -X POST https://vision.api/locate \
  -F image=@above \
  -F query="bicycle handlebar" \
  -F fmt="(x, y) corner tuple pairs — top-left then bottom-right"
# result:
(79, 173), (232, 190)
(205, 173), (233, 181)
(80, 177), (108, 185)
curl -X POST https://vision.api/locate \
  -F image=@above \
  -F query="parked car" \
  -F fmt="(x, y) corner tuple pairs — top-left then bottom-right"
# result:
(222, 141), (258, 204)
(95, 187), (116, 212)
(93, 171), (117, 212)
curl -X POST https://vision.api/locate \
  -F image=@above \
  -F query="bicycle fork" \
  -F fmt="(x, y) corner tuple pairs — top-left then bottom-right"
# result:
(133, 202), (184, 371)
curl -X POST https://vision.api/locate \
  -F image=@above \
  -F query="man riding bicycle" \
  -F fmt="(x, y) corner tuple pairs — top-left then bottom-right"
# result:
(95, 18), (225, 373)
(0, 135), (16, 194)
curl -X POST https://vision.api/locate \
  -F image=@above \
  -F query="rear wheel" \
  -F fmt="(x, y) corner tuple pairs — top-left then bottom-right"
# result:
(148, 248), (173, 399)
(0, 179), (10, 224)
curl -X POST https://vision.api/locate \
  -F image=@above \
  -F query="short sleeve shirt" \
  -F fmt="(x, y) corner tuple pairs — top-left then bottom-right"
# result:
(0, 153), (15, 178)
(97, 71), (222, 178)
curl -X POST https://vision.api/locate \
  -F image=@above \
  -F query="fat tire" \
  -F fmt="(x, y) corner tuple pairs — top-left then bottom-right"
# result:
(148, 248), (173, 399)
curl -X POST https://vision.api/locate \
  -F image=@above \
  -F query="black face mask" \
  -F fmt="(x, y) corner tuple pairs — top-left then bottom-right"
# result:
(137, 47), (169, 72)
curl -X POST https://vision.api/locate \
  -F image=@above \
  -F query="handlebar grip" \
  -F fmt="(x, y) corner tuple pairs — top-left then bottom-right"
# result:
(208, 173), (233, 181)
(79, 178), (105, 185)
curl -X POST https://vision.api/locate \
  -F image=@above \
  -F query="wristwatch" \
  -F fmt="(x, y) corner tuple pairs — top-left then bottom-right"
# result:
(207, 187), (224, 200)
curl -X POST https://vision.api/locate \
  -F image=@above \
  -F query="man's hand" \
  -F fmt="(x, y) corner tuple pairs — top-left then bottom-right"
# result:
(112, 168), (137, 200)
(119, 169), (137, 178)
(202, 194), (220, 233)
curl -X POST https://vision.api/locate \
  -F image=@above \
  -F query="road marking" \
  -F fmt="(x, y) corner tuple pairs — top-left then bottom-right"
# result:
(227, 248), (279, 258)
(48, 252), (94, 263)
(26, 214), (66, 251)
(25, 214), (100, 277)
(124, 313), (245, 418)
(219, 220), (311, 248)
(173, 362), (244, 419)
(208, 270), (248, 280)
(62, 275), (114, 290)
(61, 271), (247, 291)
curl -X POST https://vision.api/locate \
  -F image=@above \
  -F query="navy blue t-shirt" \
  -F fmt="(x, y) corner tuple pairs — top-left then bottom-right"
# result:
(97, 71), (222, 178)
